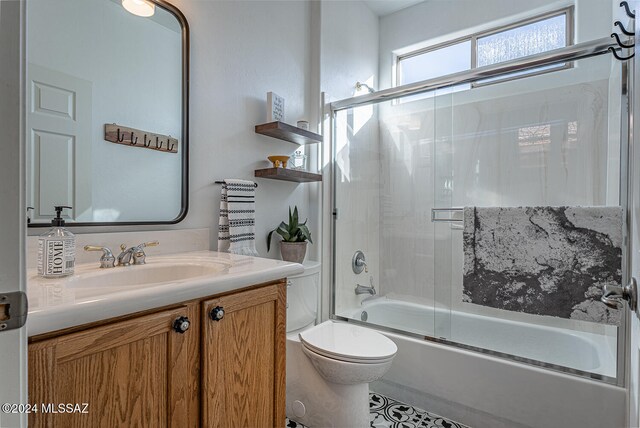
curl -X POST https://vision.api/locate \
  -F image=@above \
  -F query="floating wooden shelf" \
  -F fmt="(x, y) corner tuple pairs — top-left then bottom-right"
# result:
(255, 121), (322, 145)
(255, 168), (322, 183)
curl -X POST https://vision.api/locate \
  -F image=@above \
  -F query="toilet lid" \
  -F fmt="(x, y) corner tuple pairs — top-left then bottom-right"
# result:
(299, 321), (397, 363)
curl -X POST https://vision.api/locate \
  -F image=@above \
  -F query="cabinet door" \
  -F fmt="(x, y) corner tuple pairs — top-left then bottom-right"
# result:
(202, 281), (286, 428)
(29, 304), (200, 428)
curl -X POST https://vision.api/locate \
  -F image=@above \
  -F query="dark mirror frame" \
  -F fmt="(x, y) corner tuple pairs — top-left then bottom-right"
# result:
(29, 0), (189, 227)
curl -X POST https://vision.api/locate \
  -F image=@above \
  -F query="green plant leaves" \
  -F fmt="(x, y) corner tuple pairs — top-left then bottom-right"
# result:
(298, 224), (313, 243)
(266, 205), (313, 252)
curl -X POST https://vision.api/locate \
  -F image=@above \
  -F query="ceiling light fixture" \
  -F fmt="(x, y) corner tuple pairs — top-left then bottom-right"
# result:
(122, 0), (155, 17)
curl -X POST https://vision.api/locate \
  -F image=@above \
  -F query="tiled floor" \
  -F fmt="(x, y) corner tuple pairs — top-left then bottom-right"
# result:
(285, 392), (470, 428)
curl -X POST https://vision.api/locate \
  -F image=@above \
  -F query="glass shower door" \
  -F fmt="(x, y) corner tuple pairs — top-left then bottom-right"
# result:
(332, 94), (440, 338)
(432, 53), (623, 379)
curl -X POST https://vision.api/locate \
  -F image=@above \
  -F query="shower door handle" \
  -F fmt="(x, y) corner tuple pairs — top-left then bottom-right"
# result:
(602, 278), (637, 310)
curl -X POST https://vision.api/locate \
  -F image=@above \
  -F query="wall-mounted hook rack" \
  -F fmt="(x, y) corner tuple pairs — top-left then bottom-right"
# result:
(104, 123), (178, 154)
(610, 4), (635, 62)
(621, 1), (635, 19)
(612, 32), (635, 49)
(610, 46), (635, 61)
(614, 20), (635, 36)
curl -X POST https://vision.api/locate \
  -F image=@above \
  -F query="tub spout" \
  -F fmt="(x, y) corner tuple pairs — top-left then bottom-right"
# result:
(355, 276), (376, 297)
(355, 283), (376, 296)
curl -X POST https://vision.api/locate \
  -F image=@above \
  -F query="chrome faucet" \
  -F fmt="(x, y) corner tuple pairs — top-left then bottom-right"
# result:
(117, 241), (159, 266)
(355, 276), (376, 296)
(85, 241), (159, 268)
(84, 246), (116, 268)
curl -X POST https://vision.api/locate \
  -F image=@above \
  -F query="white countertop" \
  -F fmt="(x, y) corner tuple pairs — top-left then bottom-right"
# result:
(27, 251), (304, 337)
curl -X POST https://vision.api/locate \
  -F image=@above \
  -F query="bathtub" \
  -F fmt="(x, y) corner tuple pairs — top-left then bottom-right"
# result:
(341, 299), (626, 428)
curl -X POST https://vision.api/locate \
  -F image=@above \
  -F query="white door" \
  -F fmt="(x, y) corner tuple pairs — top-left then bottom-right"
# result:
(0, 1), (28, 427)
(26, 64), (92, 223)
(630, 3), (640, 426)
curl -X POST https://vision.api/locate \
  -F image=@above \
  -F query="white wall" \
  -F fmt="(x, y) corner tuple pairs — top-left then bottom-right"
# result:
(169, 0), (315, 257)
(319, 1), (380, 314)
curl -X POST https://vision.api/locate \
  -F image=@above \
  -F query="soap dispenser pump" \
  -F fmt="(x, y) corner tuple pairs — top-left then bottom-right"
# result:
(37, 205), (76, 278)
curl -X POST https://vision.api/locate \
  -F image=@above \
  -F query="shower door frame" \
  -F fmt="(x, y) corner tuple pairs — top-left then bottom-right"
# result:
(328, 36), (630, 387)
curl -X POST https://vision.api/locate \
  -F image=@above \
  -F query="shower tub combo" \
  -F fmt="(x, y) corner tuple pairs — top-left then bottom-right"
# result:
(329, 36), (630, 428)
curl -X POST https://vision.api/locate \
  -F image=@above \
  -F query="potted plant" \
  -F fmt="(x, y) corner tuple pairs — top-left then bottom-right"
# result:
(267, 206), (312, 263)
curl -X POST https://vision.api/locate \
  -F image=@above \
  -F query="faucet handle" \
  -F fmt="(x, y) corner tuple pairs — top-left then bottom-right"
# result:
(131, 241), (159, 265)
(84, 245), (116, 268)
(120, 243), (127, 252)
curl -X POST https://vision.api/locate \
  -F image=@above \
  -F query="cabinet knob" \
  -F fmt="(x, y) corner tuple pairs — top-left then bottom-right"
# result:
(172, 316), (191, 333)
(210, 306), (225, 322)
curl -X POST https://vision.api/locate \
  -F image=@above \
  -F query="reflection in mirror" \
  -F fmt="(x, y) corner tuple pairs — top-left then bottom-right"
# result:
(26, 0), (187, 225)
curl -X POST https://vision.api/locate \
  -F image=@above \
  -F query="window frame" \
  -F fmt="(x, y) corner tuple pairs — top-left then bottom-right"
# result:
(395, 6), (575, 89)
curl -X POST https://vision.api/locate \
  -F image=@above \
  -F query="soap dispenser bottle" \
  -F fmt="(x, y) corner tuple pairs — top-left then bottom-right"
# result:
(37, 205), (76, 278)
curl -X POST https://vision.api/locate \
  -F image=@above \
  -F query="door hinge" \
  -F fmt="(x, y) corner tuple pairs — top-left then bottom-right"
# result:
(0, 291), (28, 333)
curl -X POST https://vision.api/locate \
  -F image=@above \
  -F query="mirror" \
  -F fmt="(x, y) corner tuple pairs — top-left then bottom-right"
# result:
(26, 0), (188, 226)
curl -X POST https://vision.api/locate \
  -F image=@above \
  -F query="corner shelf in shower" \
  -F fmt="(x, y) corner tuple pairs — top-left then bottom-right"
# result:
(254, 168), (322, 183)
(255, 121), (323, 145)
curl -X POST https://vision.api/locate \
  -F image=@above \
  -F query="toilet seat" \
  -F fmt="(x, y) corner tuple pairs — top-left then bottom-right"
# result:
(299, 321), (397, 364)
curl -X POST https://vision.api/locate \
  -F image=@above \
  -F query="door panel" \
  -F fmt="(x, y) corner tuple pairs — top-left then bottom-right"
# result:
(630, 2), (640, 424)
(201, 282), (286, 428)
(27, 63), (92, 222)
(28, 304), (200, 428)
(0, 0), (27, 427)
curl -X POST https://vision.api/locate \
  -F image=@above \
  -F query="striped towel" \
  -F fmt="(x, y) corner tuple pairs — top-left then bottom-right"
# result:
(217, 179), (259, 257)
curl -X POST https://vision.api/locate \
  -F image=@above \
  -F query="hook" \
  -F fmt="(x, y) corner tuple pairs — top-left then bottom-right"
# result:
(615, 20), (635, 36)
(612, 32), (635, 48)
(143, 134), (151, 147)
(117, 128), (125, 142)
(167, 142), (175, 152)
(609, 46), (635, 60)
(621, 1), (636, 19)
(155, 136), (163, 149)
(129, 131), (138, 145)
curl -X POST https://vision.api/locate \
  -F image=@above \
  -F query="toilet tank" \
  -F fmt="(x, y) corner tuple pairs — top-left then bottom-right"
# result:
(286, 261), (321, 333)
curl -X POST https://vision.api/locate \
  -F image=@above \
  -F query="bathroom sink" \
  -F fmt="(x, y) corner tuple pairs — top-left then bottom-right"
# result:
(65, 262), (229, 289)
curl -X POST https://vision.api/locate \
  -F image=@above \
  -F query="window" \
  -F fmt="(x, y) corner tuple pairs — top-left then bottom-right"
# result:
(396, 8), (573, 90)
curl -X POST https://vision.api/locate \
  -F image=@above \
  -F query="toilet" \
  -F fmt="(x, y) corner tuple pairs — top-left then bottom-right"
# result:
(286, 262), (397, 427)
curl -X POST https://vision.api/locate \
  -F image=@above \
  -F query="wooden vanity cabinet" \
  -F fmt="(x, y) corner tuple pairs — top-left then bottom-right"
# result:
(28, 280), (286, 428)
(28, 303), (200, 428)
(201, 282), (286, 427)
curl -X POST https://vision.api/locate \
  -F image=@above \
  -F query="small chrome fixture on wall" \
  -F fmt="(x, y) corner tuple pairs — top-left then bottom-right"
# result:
(352, 250), (367, 274)
(431, 207), (463, 223)
(609, 1), (635, 61)
(104, 123), (179, 153)
(355, 81), (375, 94)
